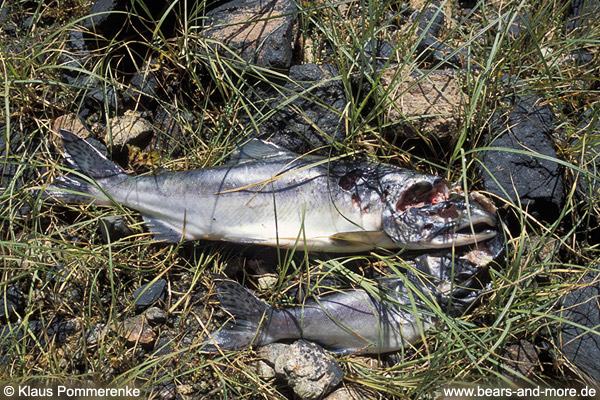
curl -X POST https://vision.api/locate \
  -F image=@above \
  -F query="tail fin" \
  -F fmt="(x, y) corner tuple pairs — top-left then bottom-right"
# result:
(200, 275), (272, 353)
(39, 129), (127, 205)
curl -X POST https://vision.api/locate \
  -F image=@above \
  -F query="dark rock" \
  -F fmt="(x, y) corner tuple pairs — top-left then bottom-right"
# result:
(255, 63), (347, 153)
(480, 94), (564, 222)
(259, 340), (343, 400)
(151, 336), (175, 359)
(503, 340), (541, 380)
(68, 29), (87, 51)
(148, 107), (190, 157)
(492, 11), (531, 40)
(85, 84), (120, 112)
(565, 50), (594, 67)
(567, 0), (600, 34)
(414, 2), (444, 38)
(412, 2), (464, 67)
(82, 0), (122, 33)
(125, 61), (161, 105)
(145, 307), (167, 326)
(63, 0), (178, 101)
(42, 320), (78, 343)
(82, 0), (177, 50)
(573, 106), (600, 201)
(0, 284), (24, 321)
(134, 279), (167, 310)
(556, 275), (600, 385)
(0, 127), (37, 220)
(203, 0), (298, 68)
(507, 13), (530, 39)
(1, 318), (77, 345)
(157, 383), (176, 400)
(98, 215), (133, 243)
(0, 5), (8, 25)
(572, 105), (600, 242)
(0, 127), (37, 191)
(61, 30), (93, 85)
(46, 263), (71, 284)
(361, 39), (396, 70)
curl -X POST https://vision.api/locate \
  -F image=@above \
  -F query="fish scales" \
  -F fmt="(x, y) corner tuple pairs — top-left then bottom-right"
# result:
(41, 129), (496, 252)
(104, 159), (384, 250)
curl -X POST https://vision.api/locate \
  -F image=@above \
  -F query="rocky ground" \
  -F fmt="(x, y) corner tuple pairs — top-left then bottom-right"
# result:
(0, 0), (599, 398)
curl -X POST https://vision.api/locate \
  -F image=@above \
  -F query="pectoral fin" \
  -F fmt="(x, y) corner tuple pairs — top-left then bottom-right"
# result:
(329, 231), (392, 247)
(143, 216), (184, 242)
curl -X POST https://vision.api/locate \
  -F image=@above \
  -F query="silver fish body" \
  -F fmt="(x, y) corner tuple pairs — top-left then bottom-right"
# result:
(203, 275), (430, 354)
(202, 237), (504, 354)
(42, 130), (496, 252)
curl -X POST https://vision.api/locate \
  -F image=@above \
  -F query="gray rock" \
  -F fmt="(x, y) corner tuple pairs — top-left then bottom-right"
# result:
(573, 105), (600, 204)
(480, 93), (564, 222)
(203, 0), (298, 68)
(491, 11), (531, 40)
(126, 61), (161, 104)
(85, 323), (108, 346)
(134, 279), (167, 310)
(567, 0), (600, 34)
(0, 124), (36, 227)
(361, 39), (396, 70)
(259, 340), (343, 400)
(107, 114), (154, 147)
(556, 275), (600, 385)
(145, 307), (167, 326)
(0, 127), (37, 194)
(256, 64), (347, 153)
(148, 107), (193, 157)
(98, 215), (133, 243)
(412, 1), (464, 67)
(324, 386), (370, 400)
(502, 340), (541, 380)
(0, 284), (23, 321)
(84, 83), (120, 112)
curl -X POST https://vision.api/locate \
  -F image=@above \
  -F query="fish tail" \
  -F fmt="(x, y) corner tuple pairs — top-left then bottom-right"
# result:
(39, 129), (127, 205)
(201, 275), (272, 353)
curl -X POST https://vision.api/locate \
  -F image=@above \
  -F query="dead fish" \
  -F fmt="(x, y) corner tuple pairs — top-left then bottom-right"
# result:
(203, 274), (431, 354)
(202, 238), (503, 354)
(40, 129), (496, 252)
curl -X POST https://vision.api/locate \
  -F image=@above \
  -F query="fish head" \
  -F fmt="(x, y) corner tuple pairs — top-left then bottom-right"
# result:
(381, 175), (497, 250)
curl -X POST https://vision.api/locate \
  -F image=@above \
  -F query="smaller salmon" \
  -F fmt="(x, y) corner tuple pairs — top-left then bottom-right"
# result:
(201, 239), (502, 354)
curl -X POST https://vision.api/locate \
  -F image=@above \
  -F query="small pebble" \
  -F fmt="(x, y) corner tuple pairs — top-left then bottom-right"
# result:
(134, 279), (167, 310)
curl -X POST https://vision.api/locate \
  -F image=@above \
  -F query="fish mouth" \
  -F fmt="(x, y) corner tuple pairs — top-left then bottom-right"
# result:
(388, 195), (498, 250)
(426, 214), (497, 248)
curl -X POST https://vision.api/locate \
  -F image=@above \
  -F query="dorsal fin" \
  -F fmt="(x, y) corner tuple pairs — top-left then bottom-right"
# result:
(229, 139), (296, 162)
